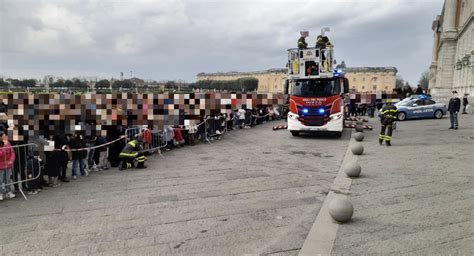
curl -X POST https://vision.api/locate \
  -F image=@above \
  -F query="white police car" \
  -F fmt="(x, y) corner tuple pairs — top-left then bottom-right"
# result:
(394, 95), (447, 121)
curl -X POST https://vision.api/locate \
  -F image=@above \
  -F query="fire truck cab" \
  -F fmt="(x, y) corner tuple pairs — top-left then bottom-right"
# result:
(285, 38), (349, 137)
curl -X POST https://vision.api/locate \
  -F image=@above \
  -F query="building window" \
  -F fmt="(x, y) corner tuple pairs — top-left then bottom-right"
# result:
(353, 78), (356, 82)
(371, 77), (378, 91)
(362, 86), (365, 90)
(385, 86), (388, 90)
(362, 77), (365, 82)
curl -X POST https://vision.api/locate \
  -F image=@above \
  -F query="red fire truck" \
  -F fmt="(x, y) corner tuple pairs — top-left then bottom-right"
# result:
(285, 32), (349, 137)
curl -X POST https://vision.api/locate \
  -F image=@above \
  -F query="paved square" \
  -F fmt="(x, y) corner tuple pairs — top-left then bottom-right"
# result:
(0, 121), (349, 255)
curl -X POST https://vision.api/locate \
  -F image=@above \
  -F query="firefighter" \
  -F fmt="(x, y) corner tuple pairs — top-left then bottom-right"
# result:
(315, 35), (326, 49)
(379, 99), (398, 146)
(297, 35), (308, 49)
(119, 134), (146, 170)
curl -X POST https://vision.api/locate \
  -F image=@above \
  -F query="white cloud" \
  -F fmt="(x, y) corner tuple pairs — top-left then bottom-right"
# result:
(115, 34), (140, 54)
(1, 0), (444, 84)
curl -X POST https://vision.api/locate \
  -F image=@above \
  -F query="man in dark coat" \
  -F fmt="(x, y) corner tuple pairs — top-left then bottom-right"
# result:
(415, 84), (423, 94)
(448, 90), (461, 129)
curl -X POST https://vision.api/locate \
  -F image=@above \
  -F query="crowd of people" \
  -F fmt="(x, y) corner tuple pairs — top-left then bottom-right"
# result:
(0, 105), (283, 201)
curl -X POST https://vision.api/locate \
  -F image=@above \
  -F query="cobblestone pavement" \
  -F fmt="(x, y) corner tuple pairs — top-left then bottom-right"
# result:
(332, 114), (474, 255)
(0, 121), (350, 256)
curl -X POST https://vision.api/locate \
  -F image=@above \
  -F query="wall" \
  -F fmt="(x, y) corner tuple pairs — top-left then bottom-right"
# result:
(429, 0), (474, 96)
(197, 69), (287, 93)
(343, 68), (397, 93)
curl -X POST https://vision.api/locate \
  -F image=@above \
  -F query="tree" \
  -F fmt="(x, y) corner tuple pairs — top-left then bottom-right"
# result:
(51, 81), (65, 88)
(65, 80), (74, 88)
(8, 79), (37, 87)
(10, 79), (22, 87)
(239, 77), (258, 91)
(95, 79), (110, 89)
(112, 79), (135, 89)
(73, 79), (88, 89)
(395, 76), (404, 89)
(418, 70), (429, 90)
(194, 77), (258, 92)
(0, 79), (8, 87)
(165, 81), (177, 89)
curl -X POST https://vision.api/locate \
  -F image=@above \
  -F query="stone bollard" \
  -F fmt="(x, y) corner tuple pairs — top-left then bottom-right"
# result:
(356, 119), (363, 125)
(344, 161), (361, 177)
(355, 125), (364, 132)
(328, 197), (354, 223)
(354, 132), (364, 141)
(350, 142), (364, 155)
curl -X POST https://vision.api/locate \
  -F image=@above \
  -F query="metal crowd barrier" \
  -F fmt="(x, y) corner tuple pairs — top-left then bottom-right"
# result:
(1, 143), (41, 200)
(124, 109), (278, 151)
(124, 127), (167, 158)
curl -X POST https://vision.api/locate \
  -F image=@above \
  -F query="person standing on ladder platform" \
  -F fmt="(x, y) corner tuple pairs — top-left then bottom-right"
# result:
(379, 99), (398, 146)
(119, 134), (147, 170)
(297, 31), (308, 49)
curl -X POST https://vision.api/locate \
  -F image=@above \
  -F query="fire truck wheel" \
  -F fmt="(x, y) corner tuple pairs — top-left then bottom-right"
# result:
(291, 131), (300, 136)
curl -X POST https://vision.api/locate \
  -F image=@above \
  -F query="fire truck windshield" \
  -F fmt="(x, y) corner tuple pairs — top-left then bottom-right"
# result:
(291, 79), (341, 97)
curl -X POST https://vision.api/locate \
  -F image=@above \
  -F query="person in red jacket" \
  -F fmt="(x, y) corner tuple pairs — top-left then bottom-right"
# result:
(0, 132), (16, 201)
(141, 127), (152, 151)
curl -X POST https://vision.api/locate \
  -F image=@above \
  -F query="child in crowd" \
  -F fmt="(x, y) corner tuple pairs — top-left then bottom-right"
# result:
(26, 151), (44, 195)
(142, 127), (152, 152)
(173, 127), (185, 147)
(95, 134), (109, 170)
(164, 126), (175, 151)
(0, 136), (16, 201)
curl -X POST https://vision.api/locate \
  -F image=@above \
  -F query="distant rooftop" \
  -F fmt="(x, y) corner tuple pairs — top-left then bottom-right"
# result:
(343, 67), (398, 73)
(197, 68), (286, 77)
(197, 67), (397, 77)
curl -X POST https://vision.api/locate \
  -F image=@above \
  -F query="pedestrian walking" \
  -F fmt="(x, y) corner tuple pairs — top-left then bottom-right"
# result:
(379, 99), (398, 146)
(448, 90), (461, 129)
(462, 93), (469, 114)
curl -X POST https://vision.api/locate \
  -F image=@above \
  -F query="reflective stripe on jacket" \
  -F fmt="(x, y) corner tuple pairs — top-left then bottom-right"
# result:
(119, 140), (142, 158)
(380, 105), (398, 122)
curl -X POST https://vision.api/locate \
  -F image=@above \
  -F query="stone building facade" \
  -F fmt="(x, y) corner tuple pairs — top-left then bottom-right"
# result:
(343, 67), (397, 93)
(197, 67), (397, 94)
(197, 69), (287, 93)
(429, 0), (473, 96)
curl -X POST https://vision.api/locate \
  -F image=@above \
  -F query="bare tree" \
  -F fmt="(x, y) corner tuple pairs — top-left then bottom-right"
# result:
(418, 70), (429, 89)
(396, 75), (404, 89)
